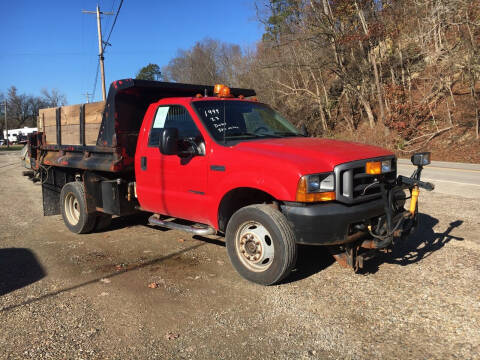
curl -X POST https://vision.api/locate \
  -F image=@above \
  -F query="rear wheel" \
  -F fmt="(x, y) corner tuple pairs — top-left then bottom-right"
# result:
(60, 182), (96, 234)
(226, 204), (297, 285)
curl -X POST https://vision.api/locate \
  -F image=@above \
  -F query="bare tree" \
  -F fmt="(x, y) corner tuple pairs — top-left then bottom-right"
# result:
(2, 86), (67, 129)
(40, 88), (67, 108)
(162, 38), (247, 87)
(157, 0), (480, 145)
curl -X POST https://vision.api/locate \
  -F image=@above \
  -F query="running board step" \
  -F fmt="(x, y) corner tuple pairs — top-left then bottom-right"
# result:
(148, 215), (216, 236)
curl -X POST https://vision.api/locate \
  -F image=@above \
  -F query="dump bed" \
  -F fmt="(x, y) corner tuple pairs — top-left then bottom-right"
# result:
(38, 101), (104, 146)
(37, 79), (255, 173)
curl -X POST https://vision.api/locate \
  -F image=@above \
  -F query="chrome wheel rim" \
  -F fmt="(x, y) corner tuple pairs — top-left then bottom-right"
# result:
(235, 221), (274, 272)
(64, 193), (80, 225)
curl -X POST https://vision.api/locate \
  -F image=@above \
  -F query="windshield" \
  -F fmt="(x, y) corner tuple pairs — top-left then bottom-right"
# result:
(192, 100), (301, 142)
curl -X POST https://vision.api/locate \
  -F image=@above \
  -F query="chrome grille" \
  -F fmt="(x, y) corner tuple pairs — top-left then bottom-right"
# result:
(334, 156), (396, 204)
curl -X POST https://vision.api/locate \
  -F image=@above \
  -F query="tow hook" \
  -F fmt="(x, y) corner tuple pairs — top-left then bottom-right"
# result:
(330, 241), (390, 272)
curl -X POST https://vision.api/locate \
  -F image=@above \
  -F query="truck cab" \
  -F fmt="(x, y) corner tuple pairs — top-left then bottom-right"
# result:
(32, 79), (433, 285)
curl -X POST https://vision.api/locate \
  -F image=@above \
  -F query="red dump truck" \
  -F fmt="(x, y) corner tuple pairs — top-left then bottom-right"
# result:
(27, 79), (433, 285)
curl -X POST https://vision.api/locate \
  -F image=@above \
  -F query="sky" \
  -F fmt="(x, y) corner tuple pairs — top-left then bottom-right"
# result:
(0, 0), (264, 105)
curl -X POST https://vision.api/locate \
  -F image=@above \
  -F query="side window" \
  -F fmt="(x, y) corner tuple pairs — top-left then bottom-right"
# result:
(148, 105), (203, 148)
(149, 107), (170, 146)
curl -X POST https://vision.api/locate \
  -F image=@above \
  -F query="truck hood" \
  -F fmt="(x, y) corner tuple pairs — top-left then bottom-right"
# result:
(233, 137), (394, 174)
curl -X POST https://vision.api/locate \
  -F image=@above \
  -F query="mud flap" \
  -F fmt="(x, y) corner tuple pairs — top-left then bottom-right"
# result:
(83, 171), (101, 214)
(42, 183), (60, 216)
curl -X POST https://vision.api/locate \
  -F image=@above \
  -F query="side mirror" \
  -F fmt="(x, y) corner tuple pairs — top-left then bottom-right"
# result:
(159, 128), (179, 155)
(411, 152), (431, 166)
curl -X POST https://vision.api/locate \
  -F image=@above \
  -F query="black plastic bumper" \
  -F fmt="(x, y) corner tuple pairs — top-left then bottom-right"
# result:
(281, 199), (386, 245)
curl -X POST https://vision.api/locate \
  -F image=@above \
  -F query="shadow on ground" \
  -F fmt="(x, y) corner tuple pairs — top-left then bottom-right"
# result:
(283, 245), (335, 284)
(0, 243), (205, 312)
(285, 213), (464, 282)
(361, 213), (464, 273)
(0, 248), (46, 296)
(95, 213), (154, 233)
(88, 211), (464, 283)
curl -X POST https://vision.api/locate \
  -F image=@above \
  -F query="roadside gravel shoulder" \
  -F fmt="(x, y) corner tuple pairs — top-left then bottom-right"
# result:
(1, 152), (479, 359)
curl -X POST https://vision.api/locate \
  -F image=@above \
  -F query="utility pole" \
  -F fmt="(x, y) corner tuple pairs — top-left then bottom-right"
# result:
(82, 92), (93, 103)
(82, 5), (113, 102)
(4, 100), (8, 148)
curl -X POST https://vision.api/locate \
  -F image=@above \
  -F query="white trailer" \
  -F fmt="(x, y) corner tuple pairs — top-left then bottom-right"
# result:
(3, 127), (37, 143)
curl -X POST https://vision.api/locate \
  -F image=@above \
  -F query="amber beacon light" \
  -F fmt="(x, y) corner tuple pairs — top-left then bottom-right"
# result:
(214, 84), (225, 94)
(214, 84), (232, 98)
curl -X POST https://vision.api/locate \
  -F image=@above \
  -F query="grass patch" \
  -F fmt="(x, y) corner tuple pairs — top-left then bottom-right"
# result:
(0, 145), (23, 151)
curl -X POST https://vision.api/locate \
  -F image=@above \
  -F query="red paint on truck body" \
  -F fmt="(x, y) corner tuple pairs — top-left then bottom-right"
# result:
(135, 98), (393, 229)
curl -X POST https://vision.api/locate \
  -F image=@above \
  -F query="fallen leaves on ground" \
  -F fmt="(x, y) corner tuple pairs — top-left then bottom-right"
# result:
(115, 264), (125, 271)
(148, 282), (158, 289)
(165, 332), (179, 340)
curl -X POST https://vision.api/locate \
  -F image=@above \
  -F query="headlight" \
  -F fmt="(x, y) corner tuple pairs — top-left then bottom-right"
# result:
(306, 173), (335, 192)
(381, 160), (392, 173)
(296, 173), (336, 202)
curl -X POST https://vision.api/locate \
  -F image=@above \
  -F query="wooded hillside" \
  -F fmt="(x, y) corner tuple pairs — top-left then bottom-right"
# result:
(162, 0), (480, 162)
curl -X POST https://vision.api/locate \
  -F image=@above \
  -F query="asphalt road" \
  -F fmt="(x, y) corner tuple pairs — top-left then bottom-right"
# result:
(1, 151), (479, 359)
(397, 159), (480, 199)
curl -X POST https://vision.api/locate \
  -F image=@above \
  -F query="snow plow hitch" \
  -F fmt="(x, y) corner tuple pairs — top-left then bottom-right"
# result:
(330, 152), (435, 272)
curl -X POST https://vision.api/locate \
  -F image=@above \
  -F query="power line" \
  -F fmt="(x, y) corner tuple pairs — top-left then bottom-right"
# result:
(103, 0), (124, 52)
(86, 0), (124, 102)
(103, 0), (118, 38)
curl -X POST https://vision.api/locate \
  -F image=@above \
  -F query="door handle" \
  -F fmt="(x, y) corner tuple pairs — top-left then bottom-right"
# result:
(141, 156), (147, 171)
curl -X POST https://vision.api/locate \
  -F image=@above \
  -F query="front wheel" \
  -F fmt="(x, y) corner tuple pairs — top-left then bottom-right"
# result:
(226, 204), (297, 285)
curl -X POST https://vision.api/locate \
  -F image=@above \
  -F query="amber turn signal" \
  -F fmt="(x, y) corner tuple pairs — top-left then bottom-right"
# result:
(296, 177), (336, 202)
(365, 161), (381, 175)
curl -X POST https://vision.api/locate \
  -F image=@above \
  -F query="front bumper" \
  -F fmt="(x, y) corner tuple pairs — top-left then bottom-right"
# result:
(281, 199), (386, 245)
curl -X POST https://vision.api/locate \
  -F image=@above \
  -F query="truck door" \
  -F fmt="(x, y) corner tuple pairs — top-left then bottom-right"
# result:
(136, 104), (209, 223)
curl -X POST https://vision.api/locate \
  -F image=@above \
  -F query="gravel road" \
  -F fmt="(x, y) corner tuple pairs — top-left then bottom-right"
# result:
(1, 151), (479, 359)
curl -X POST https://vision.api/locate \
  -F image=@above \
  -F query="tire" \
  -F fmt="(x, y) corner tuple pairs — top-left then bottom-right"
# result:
(94, 213), (112, 231)
(226, 204), (297, 285)
(60, 182), (97, 234)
